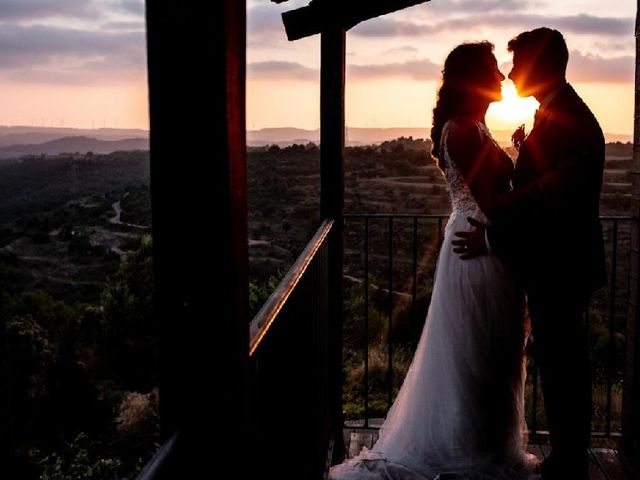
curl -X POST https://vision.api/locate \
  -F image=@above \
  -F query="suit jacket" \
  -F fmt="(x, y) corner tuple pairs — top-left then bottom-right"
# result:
(489, 83), (606, 303)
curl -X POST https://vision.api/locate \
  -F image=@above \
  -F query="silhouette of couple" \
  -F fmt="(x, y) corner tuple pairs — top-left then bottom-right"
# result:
(330, 28), (605, 480)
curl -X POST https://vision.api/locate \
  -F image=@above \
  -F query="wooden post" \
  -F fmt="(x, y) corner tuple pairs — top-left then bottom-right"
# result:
(321, 25), (346, 464)
(146, 0), (248, 472)
(623, 0), (640, 459)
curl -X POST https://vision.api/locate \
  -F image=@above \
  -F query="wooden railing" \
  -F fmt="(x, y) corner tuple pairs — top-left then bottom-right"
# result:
(248, 219), (336, 479)
(136, 220), (337, 480)
(342, 213), (638, 440)
(250, 220), (333, 355)
(135, 433), (179, 480)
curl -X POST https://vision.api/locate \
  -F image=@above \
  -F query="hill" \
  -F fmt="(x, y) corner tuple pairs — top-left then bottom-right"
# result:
(0, 125), (630, 153)
(247, 126), (632, 147)
(0, 136), (148, 160)
(0, 125), (148, 146)
(0, 151), (150, 224)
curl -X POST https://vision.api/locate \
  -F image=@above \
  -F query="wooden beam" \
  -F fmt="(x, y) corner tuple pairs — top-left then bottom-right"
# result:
(146, 0), (248, 473)
(282, 0), (430, 41)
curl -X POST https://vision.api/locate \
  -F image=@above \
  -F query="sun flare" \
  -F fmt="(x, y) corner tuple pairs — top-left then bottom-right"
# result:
(487, 82), (539, 130)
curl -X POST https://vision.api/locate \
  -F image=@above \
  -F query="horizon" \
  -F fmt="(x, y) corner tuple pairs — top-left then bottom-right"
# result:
(0, 123), (632, 140)
(0, 124), (148, 131)
(0, 125), (634, 147)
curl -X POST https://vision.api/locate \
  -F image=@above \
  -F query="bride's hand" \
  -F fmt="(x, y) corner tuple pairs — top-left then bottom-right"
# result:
(452, 217), (488, 259)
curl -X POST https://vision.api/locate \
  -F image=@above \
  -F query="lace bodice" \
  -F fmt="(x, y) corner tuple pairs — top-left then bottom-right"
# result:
(441, 121), (500, 223)
(442, 154), (479, 215)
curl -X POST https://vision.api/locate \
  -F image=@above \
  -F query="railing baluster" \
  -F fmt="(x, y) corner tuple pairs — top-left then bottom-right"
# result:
(364, 217), (370, 428)
(585, 305), (591, 434)
(388, 216), (394, 410)
(606, 219), (618, 435)
(412, 217), (418, 332)
(532, 348), (538, 435)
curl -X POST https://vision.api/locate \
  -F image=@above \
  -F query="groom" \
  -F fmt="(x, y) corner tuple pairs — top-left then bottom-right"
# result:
(454, 28), (606, 479)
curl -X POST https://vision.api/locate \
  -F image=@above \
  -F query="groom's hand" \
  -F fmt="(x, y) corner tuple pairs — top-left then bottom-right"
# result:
(452, 217), (488, 260)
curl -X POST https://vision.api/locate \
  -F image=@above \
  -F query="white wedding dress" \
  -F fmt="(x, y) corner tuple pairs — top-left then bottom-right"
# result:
(330, 122), (536, 480)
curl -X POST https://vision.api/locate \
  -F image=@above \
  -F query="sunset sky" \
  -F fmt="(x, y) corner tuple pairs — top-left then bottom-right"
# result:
(248, 0), (636, 136)
(0, 0), (147, 130)
(0, 0), (636, 136)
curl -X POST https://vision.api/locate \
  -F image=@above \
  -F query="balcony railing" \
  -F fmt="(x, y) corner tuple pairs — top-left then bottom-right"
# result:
(137, 220), (336, 480)
(343, 213), (637, 439)
(248, 219), (336, 479)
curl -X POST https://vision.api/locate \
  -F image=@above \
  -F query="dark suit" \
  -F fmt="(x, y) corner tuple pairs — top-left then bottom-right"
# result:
(489, 83), (606, 477)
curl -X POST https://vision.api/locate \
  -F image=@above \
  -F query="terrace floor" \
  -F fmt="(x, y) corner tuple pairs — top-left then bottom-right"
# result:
(342, 426), (639, 479)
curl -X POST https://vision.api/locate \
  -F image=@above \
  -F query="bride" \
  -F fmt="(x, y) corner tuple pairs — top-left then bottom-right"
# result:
(329, 41), (550, 480)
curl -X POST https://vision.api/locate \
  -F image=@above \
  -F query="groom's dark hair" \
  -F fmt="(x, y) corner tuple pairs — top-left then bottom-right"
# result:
(508, 27), (568, 77)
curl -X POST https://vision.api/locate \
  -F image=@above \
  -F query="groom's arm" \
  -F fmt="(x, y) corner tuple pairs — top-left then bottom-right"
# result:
(483, 129), (604, 260)
(456, 116), (604, 260)
(493, 110), (604, 221)
(482, 139), (603, 224)
(456, 150), (602, 260)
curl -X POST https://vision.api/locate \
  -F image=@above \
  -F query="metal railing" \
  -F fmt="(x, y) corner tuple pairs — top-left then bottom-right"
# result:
(342, 213), (637, 438)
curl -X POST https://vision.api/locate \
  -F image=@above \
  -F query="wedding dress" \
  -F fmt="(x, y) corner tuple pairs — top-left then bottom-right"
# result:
(330, 121), (536, 480)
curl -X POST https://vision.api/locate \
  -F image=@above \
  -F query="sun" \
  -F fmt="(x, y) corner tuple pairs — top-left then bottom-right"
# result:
(486, 81), (539, 130)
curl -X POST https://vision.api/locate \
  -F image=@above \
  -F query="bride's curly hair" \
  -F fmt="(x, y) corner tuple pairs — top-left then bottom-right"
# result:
(431, 41), (496, 168)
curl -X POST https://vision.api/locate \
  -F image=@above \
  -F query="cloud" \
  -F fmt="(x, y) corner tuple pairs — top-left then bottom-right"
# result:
(351, 13), (633, 38)
(352, 18), (432, 37)
(593, 40), (634, 52)
(421, 0), (536, 14)
(12, 55), (628, 88)
(568, 50), (634, 83)
(383, 46), (419, 54)
(0, 0), (147, 85)
(117, 0), (144, 16)
(101, 21), (146, 31)
(248, 58), (444, 82)
(0, 0), (100, 21)
(248, 61), (318, 81)
(248, 52), (633, 85)
(557, 14), (633, 35)
(0, 24), (145, 84)
(348, 59), (442, 80)
(248, 4), (288, 36)
(0, 0), (145, 24)
(498, 49), (634, 83)
(5, 60), (145, 86)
